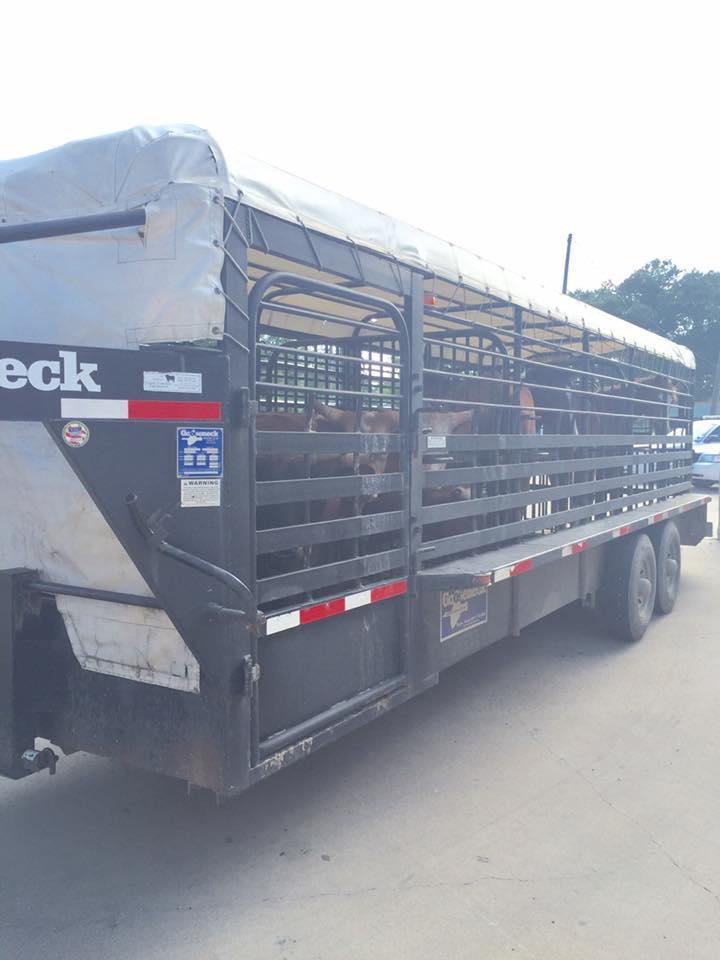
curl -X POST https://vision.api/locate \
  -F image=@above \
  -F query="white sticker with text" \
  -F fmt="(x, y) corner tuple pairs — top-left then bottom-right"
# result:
(144, 371), (202, 394)
(181, 478), (221, 507)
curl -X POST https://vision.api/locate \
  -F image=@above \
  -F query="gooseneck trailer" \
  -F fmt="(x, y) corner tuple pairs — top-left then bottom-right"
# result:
(0, 126), (709, 796)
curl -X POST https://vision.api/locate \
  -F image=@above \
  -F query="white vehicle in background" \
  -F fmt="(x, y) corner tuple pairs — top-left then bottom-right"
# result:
(692, 418), (720, 487)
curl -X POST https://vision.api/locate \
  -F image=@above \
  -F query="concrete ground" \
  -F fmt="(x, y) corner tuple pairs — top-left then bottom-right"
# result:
(2, 512), (720, 959)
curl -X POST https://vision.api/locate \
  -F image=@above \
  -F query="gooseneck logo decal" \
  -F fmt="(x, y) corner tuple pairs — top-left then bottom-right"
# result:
(0, 350), (100, 392)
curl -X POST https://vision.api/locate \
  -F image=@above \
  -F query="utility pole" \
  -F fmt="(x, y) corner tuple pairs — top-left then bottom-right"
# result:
(710, 351), (720, 415)
(562, 233), (573, 294)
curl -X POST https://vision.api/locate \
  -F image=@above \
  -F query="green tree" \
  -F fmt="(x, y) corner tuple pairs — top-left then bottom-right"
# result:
(573, 259), (720, 396)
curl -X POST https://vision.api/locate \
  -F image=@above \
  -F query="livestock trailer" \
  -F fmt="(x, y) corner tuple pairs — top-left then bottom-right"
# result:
(0, 126), (710, 796)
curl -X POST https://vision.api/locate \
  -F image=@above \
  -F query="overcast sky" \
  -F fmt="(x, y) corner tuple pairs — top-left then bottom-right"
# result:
(1, 0), (717, 293)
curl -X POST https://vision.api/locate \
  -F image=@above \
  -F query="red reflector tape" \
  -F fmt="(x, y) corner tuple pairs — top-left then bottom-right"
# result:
(653, 513), (665, 523)
(371, 580), (408, 602)
(618, 525), (631, 536)
(572, 540), (588, 554)
(299, 597), (345, 625)
(510, 559), (533, 577)
(128, 400), (222, 421)
(264, 579), (407, 636)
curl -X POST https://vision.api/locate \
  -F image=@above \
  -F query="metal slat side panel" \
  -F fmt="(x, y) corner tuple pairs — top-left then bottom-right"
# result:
(422, 451), (692, 487)
(424, 483), (692, 561)
(417, 492), (711, 588)
(257, 549), (407, 604)
(422, 468), (690, 523)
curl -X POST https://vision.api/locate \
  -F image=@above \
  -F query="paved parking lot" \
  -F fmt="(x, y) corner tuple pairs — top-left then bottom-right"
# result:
(1, 505), (719, 959)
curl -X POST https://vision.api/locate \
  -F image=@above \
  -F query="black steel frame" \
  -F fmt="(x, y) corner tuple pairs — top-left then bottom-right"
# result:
(0, 197), (700, 796)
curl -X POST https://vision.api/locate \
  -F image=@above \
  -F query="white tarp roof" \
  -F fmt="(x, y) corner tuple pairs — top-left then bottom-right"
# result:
(0, 124), (694, 369)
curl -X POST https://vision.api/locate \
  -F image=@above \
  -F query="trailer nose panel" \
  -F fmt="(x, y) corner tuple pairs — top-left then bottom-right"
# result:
(0, 419), (200, 692)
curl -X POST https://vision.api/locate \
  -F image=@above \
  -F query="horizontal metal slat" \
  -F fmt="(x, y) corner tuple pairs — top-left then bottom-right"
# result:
(422, 482), (692, 561)
(257, 548), (408, 603)
(257, 510), (405, 552)
(422, 467), (690, 523)
(423, 451), (693, 488)
(436, 433), (691, 452)
(256, 431), (403, 454)
(257, 471), (405, 505)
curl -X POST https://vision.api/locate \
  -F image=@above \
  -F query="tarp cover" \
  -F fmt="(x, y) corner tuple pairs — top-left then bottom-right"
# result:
(0, 123), (694, 368)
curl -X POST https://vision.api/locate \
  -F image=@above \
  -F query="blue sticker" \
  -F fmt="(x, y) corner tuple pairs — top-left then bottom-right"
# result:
(440, 586), (488, 642)
(177, 427), (223, 478)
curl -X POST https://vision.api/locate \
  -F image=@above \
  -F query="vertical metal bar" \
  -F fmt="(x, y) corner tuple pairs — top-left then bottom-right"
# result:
(578, 330), (592, 517)
(221, 200), (256, 784)
(0, 570), (35, 778)
(406, 274), (430, 688)
(512, 307), (524, 524)
(562, 233), (573, 294)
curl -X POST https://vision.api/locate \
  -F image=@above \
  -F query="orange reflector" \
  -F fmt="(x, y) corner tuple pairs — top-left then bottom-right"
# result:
(424, 293), (437, 306)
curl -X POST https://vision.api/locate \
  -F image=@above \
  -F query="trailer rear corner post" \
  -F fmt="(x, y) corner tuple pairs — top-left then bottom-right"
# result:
(0, 569), (52, 779)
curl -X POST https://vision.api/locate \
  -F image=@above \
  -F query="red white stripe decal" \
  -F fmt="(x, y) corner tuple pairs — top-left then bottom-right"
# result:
(495, 500), (710, 580)
(264, 579), (408, 636)
(128, 400), (221, 421)
(60, 398), (222, 421)
(265, 498), (709, 632)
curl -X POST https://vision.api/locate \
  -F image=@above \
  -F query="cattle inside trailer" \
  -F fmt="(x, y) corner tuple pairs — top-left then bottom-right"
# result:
(0, 126), (710, 796)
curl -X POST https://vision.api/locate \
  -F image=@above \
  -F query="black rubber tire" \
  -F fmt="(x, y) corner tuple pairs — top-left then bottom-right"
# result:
(649, 521), (681, 614)
(602, 533), (657, 642)
(692, 480), (715, 488)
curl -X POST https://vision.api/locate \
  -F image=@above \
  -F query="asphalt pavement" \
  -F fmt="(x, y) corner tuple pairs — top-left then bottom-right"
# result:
(2, 505), (720, 959)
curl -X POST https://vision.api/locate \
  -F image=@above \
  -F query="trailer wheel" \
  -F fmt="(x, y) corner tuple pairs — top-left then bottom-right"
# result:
(649, 521), (681, 614)
(603, 533), (657, 642)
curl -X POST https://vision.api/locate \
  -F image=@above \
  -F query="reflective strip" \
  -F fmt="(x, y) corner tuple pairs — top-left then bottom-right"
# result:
(371, 580), (408, 602)
(61, 398), (128, 419)
(263, 578), (407, 637)
(300, 597), (344, 625)
(128, 400), (221, 421)
(60, 398), (222, 421)
(265, 610), (301, 636)
(489, 497), (708, 585)
(345, 589), (372, 610)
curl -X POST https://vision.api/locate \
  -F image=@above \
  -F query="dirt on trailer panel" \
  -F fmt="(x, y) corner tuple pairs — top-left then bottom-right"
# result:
(1, 521), (719, 960)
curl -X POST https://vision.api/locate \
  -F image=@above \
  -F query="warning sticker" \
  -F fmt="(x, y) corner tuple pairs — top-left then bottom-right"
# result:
(144, 371), (202, 394)
(181, 478), (221, 508)
(426, 435), (447, 450)
(440, 585), (488, 642)
(177, 427), (223, 478)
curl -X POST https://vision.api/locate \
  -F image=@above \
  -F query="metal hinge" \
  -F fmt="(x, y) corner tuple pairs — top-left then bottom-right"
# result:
(234, 387), (258, 427)
(239, 655), (261, 696)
